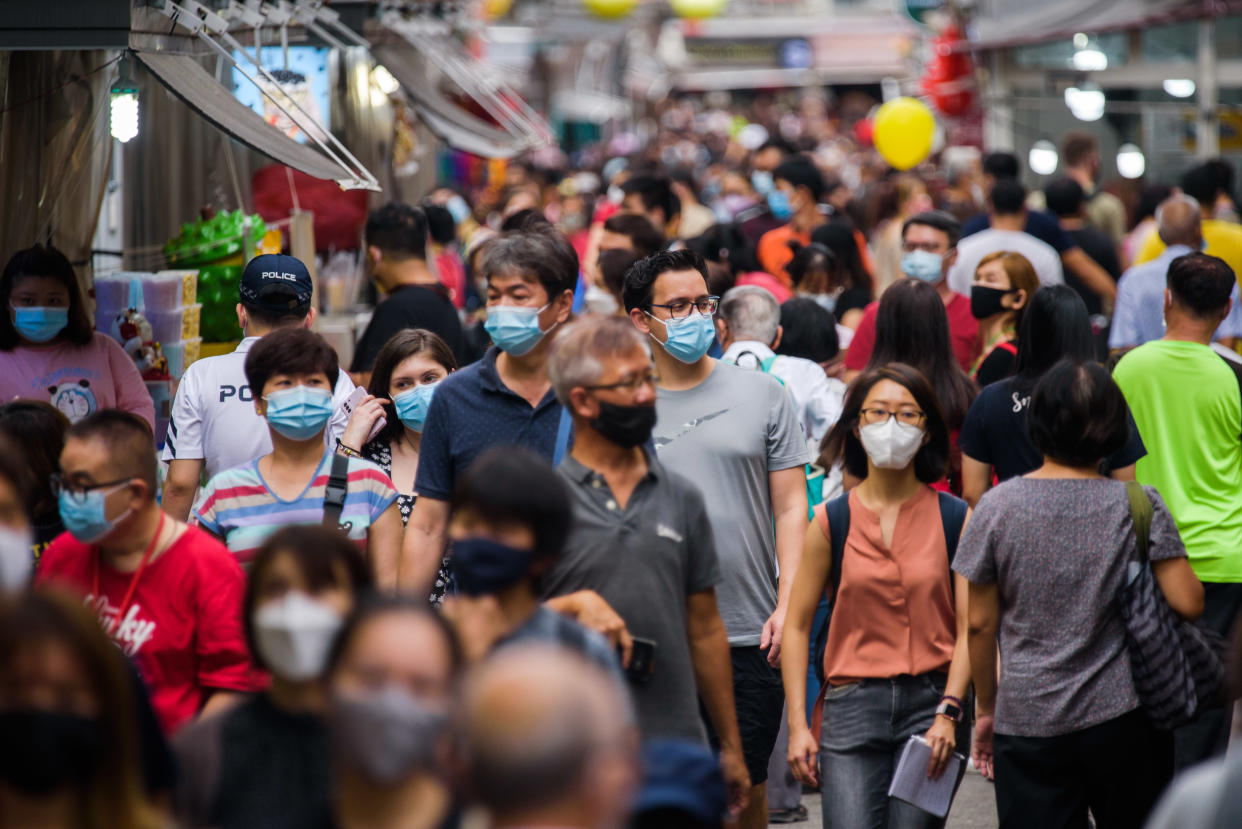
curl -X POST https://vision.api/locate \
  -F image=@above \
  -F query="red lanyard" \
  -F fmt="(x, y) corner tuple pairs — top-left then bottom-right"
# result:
(93, 513), (166, 638)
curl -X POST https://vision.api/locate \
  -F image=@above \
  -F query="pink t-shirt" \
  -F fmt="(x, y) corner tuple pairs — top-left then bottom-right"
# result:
(0, 332), (155, 427)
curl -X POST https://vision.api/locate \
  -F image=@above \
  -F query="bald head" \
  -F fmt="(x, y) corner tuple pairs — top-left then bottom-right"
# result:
(458, 647), (637, 824)
(1156, 195), (1203, 249)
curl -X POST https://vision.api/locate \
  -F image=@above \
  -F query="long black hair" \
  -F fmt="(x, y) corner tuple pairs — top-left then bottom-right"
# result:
(865, 279), (976, 431)
(1013, 285), (1096, 394)
(810, 222), (873, 296)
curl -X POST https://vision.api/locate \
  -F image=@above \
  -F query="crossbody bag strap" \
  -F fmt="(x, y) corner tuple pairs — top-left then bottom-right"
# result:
(1125, 480), (1153, 564)
(323, 453), (351, 530)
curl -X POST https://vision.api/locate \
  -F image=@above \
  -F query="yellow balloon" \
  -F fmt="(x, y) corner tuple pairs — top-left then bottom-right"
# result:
(872, 97), (936, 171)
(483, 0), (513, 18)
(670, 0), (728, 19)
(583, 0), (638, 18)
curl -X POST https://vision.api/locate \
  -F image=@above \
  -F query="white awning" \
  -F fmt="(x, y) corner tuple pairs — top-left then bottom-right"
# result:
(372, 44), (528, 159)
(967, 0), (1209, 52)
(134, 50), (354, 185)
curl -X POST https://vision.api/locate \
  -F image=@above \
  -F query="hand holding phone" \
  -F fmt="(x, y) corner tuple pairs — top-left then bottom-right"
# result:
(623, 637), (656, 684)
(340, 387), (387, 447)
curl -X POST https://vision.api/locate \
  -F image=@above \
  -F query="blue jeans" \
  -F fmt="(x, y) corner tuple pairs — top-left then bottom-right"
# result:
(818, 672), (969, 829)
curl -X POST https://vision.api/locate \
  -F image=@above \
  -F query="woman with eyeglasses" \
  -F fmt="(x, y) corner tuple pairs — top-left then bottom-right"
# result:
(782, 363), (972, 829)
(339, 329), (457, 605)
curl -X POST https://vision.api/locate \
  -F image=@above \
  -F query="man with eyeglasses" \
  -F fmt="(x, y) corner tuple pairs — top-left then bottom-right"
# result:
(623, 249), (808, 829)
(36, 410), (256, 733)
(543, 316), (751, 816)
(844, 210), (981, 379)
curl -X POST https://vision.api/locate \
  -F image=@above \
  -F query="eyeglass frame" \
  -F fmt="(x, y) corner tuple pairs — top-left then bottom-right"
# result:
(50, 473), (135, 501)
(858, 407), (927, 427)
(583, 370), (660, 393)
(646, 295), (721, 320)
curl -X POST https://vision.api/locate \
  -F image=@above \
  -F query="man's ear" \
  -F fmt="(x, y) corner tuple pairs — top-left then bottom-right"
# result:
(630, 307), (653, 336)
(568, 387), (597, 420)
(772, 325), (783, 350)
(304, 307), (317, 328)
(552, 289), (575, 325)
(943, 247), (958, 270)
(236, 303), (247, 333)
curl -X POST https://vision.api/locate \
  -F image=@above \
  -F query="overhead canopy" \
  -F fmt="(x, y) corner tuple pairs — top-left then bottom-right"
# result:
(967, 0), (1216, 51)
(372, 44), (526, 159)
(134, 50), (358, 186)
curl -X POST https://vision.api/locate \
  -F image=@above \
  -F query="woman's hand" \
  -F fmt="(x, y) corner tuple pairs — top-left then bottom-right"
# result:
(787, 724), (820, 787)
(341, 394), (389, 452)
(923, 715), (958, 779)
(972, 714), (995, 781)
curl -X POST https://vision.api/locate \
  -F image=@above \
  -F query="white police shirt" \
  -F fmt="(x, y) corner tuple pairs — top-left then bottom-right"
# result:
(161, 337), (355, 480)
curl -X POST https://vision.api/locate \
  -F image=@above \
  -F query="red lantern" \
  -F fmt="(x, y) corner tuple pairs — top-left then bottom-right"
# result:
(922, 24), (975, 118)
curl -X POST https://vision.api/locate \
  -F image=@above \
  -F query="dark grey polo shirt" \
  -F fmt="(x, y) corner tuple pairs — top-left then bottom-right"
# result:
(544, 452), (720, 743)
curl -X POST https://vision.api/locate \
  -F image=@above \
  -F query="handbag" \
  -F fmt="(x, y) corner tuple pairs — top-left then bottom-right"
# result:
(1116, 481), (1226, 731)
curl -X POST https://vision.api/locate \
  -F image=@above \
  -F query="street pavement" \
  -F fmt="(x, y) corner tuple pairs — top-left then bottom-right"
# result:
(775, 767), (999, 828)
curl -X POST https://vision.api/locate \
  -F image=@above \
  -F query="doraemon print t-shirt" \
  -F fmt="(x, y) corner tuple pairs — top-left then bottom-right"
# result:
(0, 332), (155, 427)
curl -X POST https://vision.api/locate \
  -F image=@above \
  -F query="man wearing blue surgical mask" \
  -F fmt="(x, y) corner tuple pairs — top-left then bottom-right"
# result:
(195, 327), (403, 586)
(624, 249), (808, 829)
(401, 225), (577, 599)
(843, 210), (981, 380)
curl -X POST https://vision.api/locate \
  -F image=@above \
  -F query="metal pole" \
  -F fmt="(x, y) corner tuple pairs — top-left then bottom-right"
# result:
(1198, 18), (1219, 159)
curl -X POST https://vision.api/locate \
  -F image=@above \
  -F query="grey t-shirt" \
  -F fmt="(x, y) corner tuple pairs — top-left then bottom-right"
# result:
(545, 453), (721, 743)
(953, 478), (1186, 737)
(652, 360), (808, 646)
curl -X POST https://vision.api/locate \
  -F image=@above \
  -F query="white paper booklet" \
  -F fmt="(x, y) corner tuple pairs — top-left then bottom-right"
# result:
(887, 734), (965, 818)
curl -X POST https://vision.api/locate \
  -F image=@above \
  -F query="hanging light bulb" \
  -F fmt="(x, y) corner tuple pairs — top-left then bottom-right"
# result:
(1163, 78), (1196, 98)
(1116, 144), (1146, 179)
(1028, 140), (1059, 176)
(371, 65), (400, 95)
(110, 55), (140, 144)
(1065, 83), (1105, 122)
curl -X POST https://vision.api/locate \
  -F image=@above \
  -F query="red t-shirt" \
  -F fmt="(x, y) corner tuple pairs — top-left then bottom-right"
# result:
(844, 292), (980, 373)
(36, 524), (257, 733)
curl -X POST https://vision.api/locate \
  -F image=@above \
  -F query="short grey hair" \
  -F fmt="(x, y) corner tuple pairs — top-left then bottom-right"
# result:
(719, 285), (780, 345)
(547, 316), (651, 406)
(1156, 194), (1201, 247)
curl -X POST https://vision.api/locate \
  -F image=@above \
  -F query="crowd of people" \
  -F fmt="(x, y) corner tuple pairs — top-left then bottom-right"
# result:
(0, 90), (1241, 829)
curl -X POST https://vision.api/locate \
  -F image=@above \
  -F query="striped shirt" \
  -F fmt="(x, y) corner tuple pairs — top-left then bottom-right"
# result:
(196, 452), (397, 564)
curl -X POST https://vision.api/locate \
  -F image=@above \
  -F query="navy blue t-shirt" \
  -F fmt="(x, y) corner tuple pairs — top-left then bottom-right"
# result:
(414, 348), (563, 501)
(962, 210), (1075, 254)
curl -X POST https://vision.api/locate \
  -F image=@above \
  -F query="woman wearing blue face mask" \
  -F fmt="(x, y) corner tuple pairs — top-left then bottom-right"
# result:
(196, 327), (403, 588)
(0, 245), (154, 428)
(340, 329), (457, 604)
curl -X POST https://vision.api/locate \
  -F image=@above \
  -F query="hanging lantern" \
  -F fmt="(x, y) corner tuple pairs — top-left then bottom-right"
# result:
(583, 0), (639, 19)
(670, 0), (729, 20)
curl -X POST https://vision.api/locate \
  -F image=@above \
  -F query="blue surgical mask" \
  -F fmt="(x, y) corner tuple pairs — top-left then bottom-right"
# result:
(58, 483), (132, 544)
(393, 382), (440, 432)
(751, 170), (774, 195)
(445, 195), (470, 226)
(484, 304), (554, 356)
(648, 310), (716, 364)
(767, 189), (794, 221)
(13, 307), (68, 344)
(901, 250), (946, 284)
(451, 537), (534, 596)
(263, 386), (334, 440)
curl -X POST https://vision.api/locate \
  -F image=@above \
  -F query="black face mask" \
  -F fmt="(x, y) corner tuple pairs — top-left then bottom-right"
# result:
(591, 401), (657, 448)
(0, 709), (104, 794)
(970, 284), (1015, 320)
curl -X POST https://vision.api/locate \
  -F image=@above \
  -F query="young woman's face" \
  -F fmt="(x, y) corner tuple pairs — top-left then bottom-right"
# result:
(973, 259), (1013, 292)
(388, 353), (450, 399)
(252, 551), (356, 620)
(331, 612), (454, 708)
(0, 639), (98, 719)
(9, 276), (70, 311)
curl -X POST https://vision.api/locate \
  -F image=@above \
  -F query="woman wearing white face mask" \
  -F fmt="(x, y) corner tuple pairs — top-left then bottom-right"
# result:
(325, 597), (462, 829)
(340, 330), (457, 604)
(781, 364), (973, 829)
(172, 525), (374, 829)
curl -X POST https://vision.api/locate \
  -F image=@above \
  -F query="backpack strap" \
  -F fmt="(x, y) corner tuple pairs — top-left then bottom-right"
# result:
(937, 491), (969, 564)
(1126, 480), (1153, 564)
(552, 406), (573, 467)
(760, 354), (779, 373)
(322, 453), (351, 530)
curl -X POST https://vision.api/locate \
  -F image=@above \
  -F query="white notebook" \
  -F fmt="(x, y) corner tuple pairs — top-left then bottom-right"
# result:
(887, 734), (966, 818)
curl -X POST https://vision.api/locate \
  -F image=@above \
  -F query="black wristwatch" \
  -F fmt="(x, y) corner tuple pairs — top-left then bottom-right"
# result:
(935, 699), (963, 723)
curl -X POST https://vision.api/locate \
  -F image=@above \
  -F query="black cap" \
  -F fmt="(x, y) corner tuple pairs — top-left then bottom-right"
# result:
(239, 254), (313, 313)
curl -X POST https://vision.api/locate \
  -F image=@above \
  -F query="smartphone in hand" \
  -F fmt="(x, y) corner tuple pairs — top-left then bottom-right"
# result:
(623, 637), (657, 684)
(340, 387), (386, 442)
